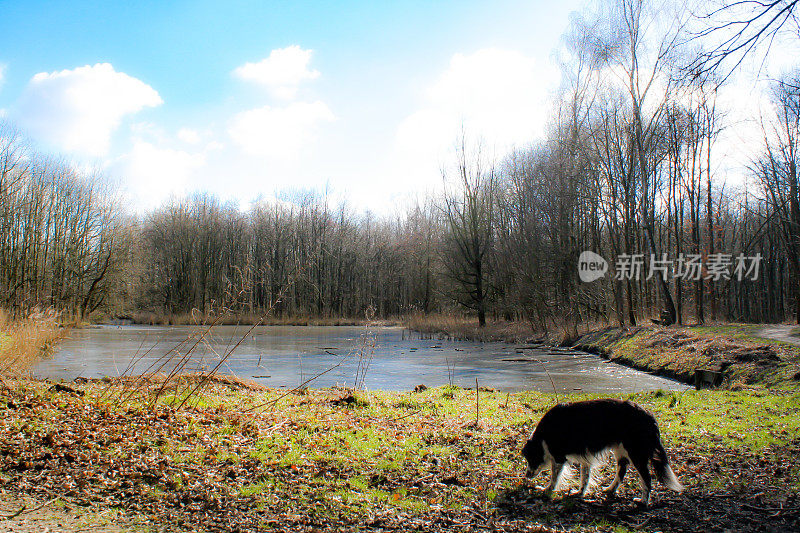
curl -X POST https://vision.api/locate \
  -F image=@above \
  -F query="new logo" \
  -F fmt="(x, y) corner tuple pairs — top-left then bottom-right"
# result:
(578, 251), (608, 282)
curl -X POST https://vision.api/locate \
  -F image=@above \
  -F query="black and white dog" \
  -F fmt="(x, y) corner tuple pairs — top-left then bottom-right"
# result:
(522, 399), (682, 504)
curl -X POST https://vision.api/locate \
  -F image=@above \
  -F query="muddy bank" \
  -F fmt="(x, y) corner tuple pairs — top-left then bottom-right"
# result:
(573, 325), (800, 388)
(407, 316), (800, 388)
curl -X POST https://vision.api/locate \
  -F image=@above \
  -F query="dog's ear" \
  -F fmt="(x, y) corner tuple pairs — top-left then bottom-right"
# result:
(523, 428), (536, 448)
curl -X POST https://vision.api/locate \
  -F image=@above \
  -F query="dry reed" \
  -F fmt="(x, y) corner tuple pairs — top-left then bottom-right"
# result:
(0, 308), (64, 376)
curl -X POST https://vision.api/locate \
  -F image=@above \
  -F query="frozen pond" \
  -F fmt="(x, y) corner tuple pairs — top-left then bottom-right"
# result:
(35, 325), (688, 393)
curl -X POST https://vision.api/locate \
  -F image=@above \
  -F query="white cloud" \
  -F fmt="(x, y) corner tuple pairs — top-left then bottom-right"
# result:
(15, 63), (162, 156)
(204, 139), (225, 152)
(396, 48), (560, 174)
(234, 46), (320, 99)
(228, 100), (335, 158)
(177, 127), (202, 144)
(117, 140), (206, 208)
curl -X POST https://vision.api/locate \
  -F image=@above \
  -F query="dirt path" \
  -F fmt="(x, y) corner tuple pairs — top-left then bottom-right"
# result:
(757, 324), (800, 346)
(0, 490), (140, 533)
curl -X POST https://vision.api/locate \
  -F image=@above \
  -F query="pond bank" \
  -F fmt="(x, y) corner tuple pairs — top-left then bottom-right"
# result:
(406, 316), (800, 389)
(124, 312), (403, 327)
(404, 314), (549, 343)
(573, 324), (800, 389)
(1, 379), (798, 532)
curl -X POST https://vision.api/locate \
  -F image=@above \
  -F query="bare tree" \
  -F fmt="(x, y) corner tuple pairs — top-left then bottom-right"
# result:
(753, 73), (800, 323)
(440, 136), (496, 327)
(691, 0), (800, 81)
(593, 0), (682, 324)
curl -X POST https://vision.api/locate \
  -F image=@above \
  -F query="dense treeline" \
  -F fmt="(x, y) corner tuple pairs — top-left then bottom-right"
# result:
(0, 124), (128, 320)
(136, 194), (440, 319)
(3, 0), (799, 328)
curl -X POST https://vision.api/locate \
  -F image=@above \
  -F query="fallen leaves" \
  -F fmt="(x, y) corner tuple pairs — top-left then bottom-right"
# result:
(0, 381), (798, 532)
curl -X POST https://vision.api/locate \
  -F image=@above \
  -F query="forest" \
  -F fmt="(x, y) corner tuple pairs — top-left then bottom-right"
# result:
(1, 0), (799, 331)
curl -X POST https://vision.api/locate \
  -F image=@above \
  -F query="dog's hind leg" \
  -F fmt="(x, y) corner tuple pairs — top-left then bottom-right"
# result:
(568, 463), (589, 497)
(578, 463), (591, 497)
(631, 454), (652, 505)
(605, 456), (628, 497)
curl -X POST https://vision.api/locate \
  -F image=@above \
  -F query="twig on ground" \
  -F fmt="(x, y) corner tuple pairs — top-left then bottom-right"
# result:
(390, 411), (420, 422)
(1, 496), (60, 520)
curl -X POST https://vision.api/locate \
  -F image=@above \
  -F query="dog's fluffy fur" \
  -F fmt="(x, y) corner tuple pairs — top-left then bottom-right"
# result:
(522, 399), (682, 504)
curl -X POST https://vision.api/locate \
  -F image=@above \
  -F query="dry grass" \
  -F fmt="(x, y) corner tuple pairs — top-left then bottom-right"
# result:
(404, 313), (534, 342)
(0, 309), (64, 376)
(404, 313), (605, 345)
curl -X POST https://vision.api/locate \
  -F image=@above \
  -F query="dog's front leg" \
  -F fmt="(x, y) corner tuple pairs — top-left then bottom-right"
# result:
(544, 462), (564, 497)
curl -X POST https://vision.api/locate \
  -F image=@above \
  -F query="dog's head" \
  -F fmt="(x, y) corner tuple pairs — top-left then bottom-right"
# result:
(521, 437), (546, 478)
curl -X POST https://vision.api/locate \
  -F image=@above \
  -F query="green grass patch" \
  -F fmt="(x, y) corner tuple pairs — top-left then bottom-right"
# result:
(4, 380), (800, 532)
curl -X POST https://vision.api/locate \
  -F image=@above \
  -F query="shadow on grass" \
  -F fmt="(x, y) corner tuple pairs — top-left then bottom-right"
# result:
(494, 484), (799, 532)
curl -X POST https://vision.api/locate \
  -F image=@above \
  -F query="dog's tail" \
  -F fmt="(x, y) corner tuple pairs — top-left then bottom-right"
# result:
(652, 442), (683, 492)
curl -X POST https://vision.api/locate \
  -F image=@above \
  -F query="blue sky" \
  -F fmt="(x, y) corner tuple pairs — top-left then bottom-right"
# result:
(0, 1), (584, 211)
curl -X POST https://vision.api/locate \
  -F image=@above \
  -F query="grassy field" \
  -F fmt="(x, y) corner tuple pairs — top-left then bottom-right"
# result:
(1, 379), (798, 532)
